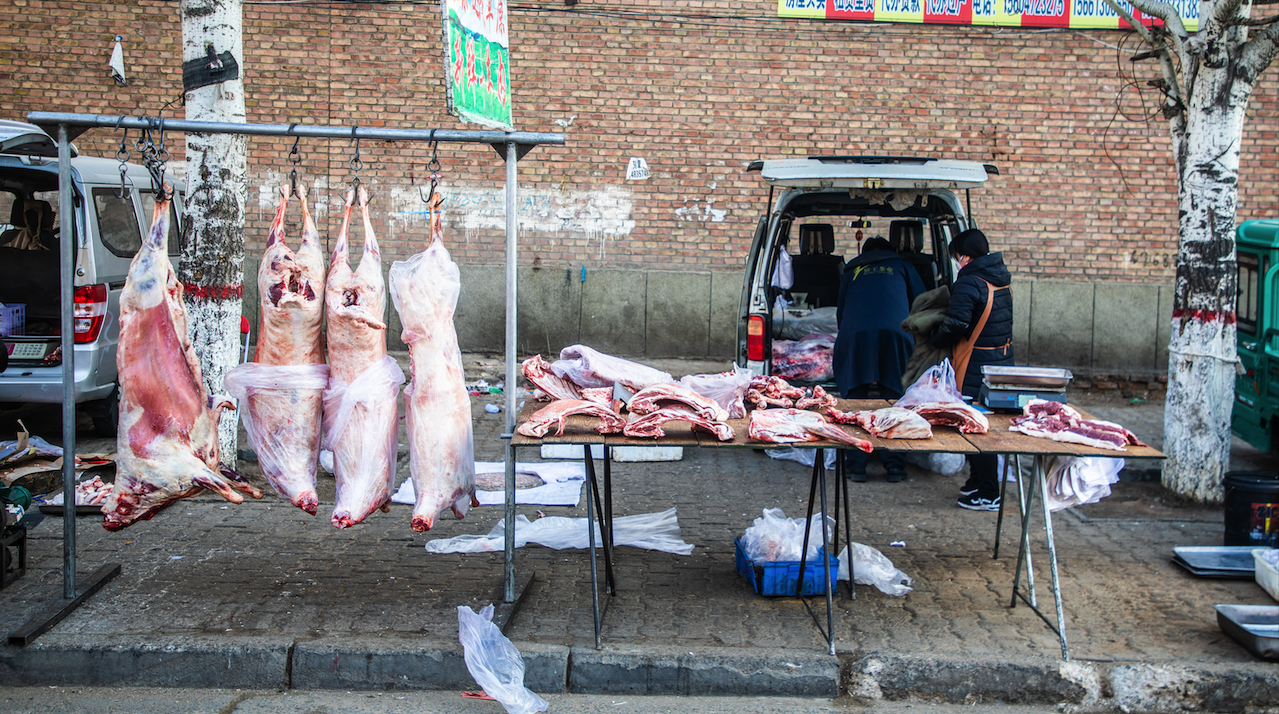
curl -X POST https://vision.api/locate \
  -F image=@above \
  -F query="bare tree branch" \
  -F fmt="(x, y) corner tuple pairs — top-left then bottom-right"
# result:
(1236, 14), (1279, 26)
(1240, 21), (1279, 78)
(1123, 0), (1188, 39)
(1104, 0), (1186, 116)
(1211, 0), (1250, 29)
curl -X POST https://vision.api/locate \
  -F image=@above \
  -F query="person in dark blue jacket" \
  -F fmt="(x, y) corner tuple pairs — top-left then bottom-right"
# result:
(930, 228), (1014, 510)
(834, 237), (925, 482)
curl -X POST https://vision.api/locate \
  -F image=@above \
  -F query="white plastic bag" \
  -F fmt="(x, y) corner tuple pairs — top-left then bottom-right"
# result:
(457, 604), (548, 714)
(424, 508), (695, 555)
(771, 247), (794, 289)
(837, 543), (913, 596)
(551, 344), (673, 390)
(895, 358), (965, 409)
(740, 508), (831, 563)
(1043, 455), (1124, 512)
(902, 451), (966, 477)
(679, 364), (754, 418)
(764, 446), (838, 470)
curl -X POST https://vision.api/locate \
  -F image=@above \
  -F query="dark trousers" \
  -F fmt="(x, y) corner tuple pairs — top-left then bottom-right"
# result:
(967, 453), (999, 498)
(842, 382), (907, 475)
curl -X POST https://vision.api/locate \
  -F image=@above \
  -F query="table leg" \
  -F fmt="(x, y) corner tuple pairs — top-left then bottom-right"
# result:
(795, 452), (821, 591)
(583, 449), (616, 594)
(1011, 454), (1041, 610)
(584, 445), (601, 650)
(836, 449), (854, 600)
(604, 446), (614, 545)
(994, 454), (1011, 559)
(817, 452), (835, 656)
(1039, 459), (1070, 661)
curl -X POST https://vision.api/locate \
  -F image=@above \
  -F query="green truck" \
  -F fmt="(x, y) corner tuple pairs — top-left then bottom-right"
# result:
(1234, 219), (1279, 451)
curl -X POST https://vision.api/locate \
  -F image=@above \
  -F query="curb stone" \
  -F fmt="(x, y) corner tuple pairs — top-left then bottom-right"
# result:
(568, 644), (840, 697)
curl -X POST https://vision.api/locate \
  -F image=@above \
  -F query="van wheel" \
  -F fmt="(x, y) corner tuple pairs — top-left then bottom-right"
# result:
(88, 389), (119, 438)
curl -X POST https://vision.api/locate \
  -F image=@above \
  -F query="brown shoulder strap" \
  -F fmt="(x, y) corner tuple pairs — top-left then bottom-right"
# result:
(951, 280), (1000, 390)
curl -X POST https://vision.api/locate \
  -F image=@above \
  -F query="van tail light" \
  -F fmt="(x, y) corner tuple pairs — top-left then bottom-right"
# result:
(747, 314), (766, 361)
(74, 284), (108, 344)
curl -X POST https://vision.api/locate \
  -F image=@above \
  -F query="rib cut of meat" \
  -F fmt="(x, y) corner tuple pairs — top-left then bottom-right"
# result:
(749, 375), (806, 400)
(390, 193), (477, 532)
(521, 354), (582, 401)
(623, 405), (735, 441)
(103, 190), (263, 531)
(747, 408), (873, 452)
(828, 407), (932, 440)
(906, 401), (990, 434)
(551, 345), (674, 391)
(518, 399), (627, 437)
(223, 184), (327, 515)
(794, 385), (838, 412)
(1009, 399), (1145, 451)
(628, 382), (729, 422)
(324, 186), (404, 529)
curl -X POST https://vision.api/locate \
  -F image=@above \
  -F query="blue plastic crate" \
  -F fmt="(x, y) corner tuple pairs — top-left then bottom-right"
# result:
(734, 537), (837, 597)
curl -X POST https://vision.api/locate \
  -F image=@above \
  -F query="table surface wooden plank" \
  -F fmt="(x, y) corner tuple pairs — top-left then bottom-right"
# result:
(510, 401), (608, 447)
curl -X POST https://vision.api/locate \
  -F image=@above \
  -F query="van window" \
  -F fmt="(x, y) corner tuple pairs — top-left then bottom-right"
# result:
(94, 188), (142, 257)
(1239, 252), (1263, 337)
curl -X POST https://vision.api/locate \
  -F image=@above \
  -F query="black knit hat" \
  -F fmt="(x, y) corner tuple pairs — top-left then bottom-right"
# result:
(862, 237), (892, 253)
(950, 228), (990, 259)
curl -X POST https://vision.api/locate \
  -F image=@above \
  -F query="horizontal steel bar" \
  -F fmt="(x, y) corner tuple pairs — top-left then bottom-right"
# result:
(26, 112), (565, 146)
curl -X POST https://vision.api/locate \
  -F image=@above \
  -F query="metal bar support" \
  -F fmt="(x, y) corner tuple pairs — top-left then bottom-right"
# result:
(57, 124), (76, 599)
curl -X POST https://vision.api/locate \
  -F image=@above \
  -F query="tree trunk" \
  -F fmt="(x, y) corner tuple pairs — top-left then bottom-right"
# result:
(180, 0), (247, 468)
(1161, 52), (1253, 503)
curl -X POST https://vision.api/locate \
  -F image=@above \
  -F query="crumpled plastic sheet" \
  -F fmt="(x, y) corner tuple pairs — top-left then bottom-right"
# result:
(837, 542), (913, 596)
(1043, 455), (1124, 512)
(424, 507), (694, 555)
(457, 604), (548, 714)
(739, 508), (831, 563)
(679, 364), (753, 419)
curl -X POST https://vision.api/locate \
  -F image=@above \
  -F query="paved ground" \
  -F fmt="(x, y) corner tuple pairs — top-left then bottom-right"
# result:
(1, 354), (1278, 711)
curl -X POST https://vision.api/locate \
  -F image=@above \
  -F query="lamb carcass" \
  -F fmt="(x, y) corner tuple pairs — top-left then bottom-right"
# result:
(517, 399), (627, 437)
(627, 382), (729, 422)
(906, 401), (990, 434)
(389, 192), (477, 532)
(623, 405), (735, 441)
(324, 186), (405, 528)
(551, 345), (674, 391)
(521, 354), (582, 401)
(1009, 399), (1145, 451)
(828, 407), (933, 440)
(748, 408), (873, 452)
(223, 184), (327, 515)
(102, 189), (263, 531)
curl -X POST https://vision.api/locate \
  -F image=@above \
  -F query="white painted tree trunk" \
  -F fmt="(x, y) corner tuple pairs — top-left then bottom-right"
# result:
(181, 0), (247, 468)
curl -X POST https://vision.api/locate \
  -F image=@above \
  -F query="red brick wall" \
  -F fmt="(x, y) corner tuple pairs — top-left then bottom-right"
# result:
(2, 1), (1276, 283)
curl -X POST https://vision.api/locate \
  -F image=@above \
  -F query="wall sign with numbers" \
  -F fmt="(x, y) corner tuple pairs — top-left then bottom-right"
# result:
(777, 0), (1199, 31)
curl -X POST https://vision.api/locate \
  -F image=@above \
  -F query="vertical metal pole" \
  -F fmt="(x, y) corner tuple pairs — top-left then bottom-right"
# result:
(502, 140), (518, 603)
(57, 124), (77, 599)
(1039, 460), (1069, 661)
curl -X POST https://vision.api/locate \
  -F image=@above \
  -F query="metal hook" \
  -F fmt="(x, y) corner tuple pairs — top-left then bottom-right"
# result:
(287, 123), (301, 197)
(349, 123), (363, 176)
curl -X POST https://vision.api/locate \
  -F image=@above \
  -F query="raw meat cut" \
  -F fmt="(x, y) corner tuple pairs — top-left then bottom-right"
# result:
(103, 190), (263, 531)
(907, 401), (990, 434)
(749, 375), (805, 400)
(579, 386), (617, 406)
(1009, 399), (1145, 451)
(746, 389), (793, 410)
(747, 408), (873, 452)
(794, 385), (838, 412)
(771, 333), (836, 383)
(828, 407), (932, 440)
(551, 345), (674, 391)
(521, 354), (582, 401)
(622, 405), (735, 441)
(390, 192), (477, 532)
(324, 186), (405, 528)
(223, 184), (327, 515)
(517, 399), (627, 437)
(627, 382), (729, 422)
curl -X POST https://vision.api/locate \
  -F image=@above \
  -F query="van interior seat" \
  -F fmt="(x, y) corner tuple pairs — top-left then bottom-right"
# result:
(889, 220), (937, 291)
(0, 198), (56, 251)
(790, 223), (843, 308)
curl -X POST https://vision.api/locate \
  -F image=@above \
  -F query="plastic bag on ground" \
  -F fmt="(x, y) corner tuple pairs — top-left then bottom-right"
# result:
(740, 508), (832, 563)
(901, 451), (966, 477)
(457, 604), (548, 714)
(424, 507), (695, 555)
(895, 358), (965, 409)
(765, 446), (837, 470)
(679, 364), (753, 418)
(836, 543), (913, 596)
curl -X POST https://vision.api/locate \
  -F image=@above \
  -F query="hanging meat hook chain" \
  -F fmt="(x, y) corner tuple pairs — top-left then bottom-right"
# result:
(349, 123), (363, 193)
(114, 116), (132, 199)
(136, 115), (172, 201)
(286, 123), (302, 198)
(418, 129), (444, 206)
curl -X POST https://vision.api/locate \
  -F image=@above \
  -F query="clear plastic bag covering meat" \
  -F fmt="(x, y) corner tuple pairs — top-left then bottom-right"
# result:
(322, 354), (405, 527)
(771, 333), (835, 383)
(223, 362), (329, 514)
(739, 508), (832, 563)
(678, 364), (753, 419)
(551, 344), (673, 390)
(836, 543), (913, 596)
(895, 358), (966, 409)
(774, 306), (838, 341)
(457, 604), (549, 714)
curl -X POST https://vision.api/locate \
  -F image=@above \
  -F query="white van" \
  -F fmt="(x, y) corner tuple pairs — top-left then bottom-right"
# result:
(0, 120), (184, 435)
(735, 156), (997, 380)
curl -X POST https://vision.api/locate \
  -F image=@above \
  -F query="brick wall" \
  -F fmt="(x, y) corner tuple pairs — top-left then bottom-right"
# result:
(2, 1), (1277, 284)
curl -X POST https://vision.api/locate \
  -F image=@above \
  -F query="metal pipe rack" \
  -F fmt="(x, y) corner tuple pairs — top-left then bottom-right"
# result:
(8, 111), (564, 645)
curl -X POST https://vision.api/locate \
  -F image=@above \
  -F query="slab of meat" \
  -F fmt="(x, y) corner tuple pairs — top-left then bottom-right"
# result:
(324, 186), (404, 529)
(828, 407), (933, 440)
(749, 375), (805, 400)
(389, 192), (477, 532)
(517, 399), (627, 437)
(627, 382), (729, 422)
(623, 405), (735, 441)
(906, 401), (990, 434)
(747, 408), (873, 452)
(746, 389), (793, 410)
(794, 385), (838, 412)
(1009, 399), (1145, 451)
(551, 345), (674, 391)
(223, 184), (327, 515)
(521, 354), (582, 401)
(102, 190), (263, 531)
(771, 333), (835, 383)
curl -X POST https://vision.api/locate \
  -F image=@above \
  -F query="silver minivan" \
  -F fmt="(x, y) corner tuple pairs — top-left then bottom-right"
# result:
(735, 156), (997, 379)
(0, 120), (183, 435)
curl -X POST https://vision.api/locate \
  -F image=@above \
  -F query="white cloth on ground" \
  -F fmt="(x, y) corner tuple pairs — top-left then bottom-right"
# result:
(423, 507), (694, 555)
(391, 460), (585, 507)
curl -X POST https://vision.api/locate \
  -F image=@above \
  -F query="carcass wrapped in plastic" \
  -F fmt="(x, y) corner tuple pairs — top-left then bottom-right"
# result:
(771, 333), (835, 383)
(389, 192), (477, 532)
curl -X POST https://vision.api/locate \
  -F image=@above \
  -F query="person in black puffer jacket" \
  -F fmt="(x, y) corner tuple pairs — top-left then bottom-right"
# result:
(930, 229), (1013, 511)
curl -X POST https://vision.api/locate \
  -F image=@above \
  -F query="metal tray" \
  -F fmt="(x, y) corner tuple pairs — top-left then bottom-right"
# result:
(1173, 546), (1259, 573)
(1215, 604), (1279, 659)
(1172, 556), (1256, 580)
(981, 366), (1074, 387)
